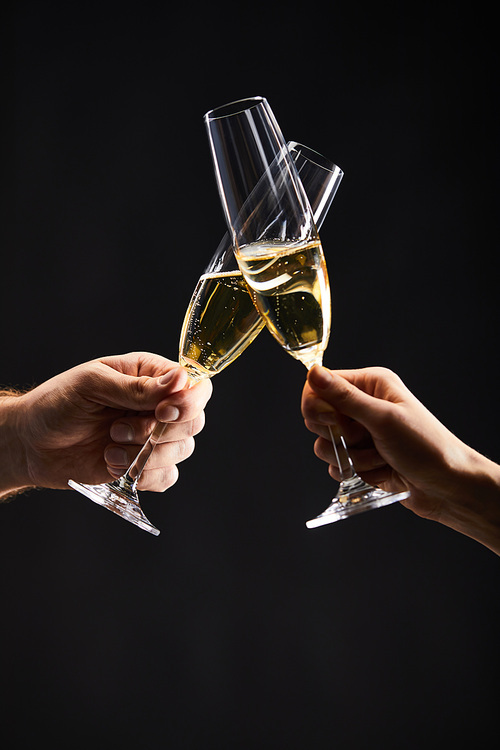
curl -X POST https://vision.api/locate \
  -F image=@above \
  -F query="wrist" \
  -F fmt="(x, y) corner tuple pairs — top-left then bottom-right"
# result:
(0, 391), (34, 501)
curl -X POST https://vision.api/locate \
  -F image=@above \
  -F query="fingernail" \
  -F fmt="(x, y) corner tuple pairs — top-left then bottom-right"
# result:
(317, 409), (337, 423)
(105, 446), (128, 467)
(159, 369), (179, 385)
(110, 423), (134, 443)
(309, 366), (333, 389)
(314, 396), (337, 422)
(160, 405), (180, 422)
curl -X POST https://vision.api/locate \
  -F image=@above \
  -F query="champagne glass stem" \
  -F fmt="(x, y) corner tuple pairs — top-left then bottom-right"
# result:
(326, 424), (355, 483)
(323, 421), (381, 506)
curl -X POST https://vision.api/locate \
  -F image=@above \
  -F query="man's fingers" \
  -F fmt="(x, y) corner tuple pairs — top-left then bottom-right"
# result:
(79, 361), (190, 413)
(155, 378), (213, 424)
(105, 436), (196, 478)
(110, 412), (206, 445)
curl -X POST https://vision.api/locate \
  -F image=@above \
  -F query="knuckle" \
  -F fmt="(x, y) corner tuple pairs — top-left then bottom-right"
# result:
(313, 436), (330, 462)
(177, 436), (195, 461)
(194, 377), (213, 403)
(333, 383), (353, 409)
(302, 392), (319, 419)
(129, 375), (151, 400)
(158, 465), (179, 491)
(140, 465), (179, 492)
(374, 402), (398, 432)
(141, 415), (157, 437)
(204, 379), (214, 403)
(179, 378), (213, 412)
(162, 465), (180, 490)
(371, 366), (402, 386)
(190, 412), (206, 436)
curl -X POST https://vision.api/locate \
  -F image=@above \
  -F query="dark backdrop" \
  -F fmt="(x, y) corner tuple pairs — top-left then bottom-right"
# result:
(2, 2), (498, 748)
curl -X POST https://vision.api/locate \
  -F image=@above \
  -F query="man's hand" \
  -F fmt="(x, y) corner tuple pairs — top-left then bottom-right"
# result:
(1, 352), (212, 497)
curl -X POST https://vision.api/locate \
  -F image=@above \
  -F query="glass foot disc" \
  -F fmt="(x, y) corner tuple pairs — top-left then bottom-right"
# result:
(68, 479), (160, 536)
(306, 479), (410, 529)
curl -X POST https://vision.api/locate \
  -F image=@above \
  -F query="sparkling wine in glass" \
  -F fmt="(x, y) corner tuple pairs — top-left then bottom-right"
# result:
(68, 139), (343, 534)
(205, 96), (410, 527)
(180, 141), (342, 381)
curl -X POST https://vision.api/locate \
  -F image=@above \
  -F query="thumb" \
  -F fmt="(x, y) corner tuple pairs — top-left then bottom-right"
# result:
(307, 365), (384, 428)
(83, 362), (189, 412)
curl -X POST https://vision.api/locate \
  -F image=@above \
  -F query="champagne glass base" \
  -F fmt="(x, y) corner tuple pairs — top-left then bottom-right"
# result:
(68, 479), (160, 536)
(306, 476), (410, 528)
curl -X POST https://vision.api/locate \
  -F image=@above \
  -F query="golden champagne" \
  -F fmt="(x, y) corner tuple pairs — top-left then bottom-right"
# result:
(235, 239), (331, 369)
(179, 271), (264, 380)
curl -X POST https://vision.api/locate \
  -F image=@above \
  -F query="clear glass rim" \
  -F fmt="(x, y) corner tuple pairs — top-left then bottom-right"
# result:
(288, 141), (343, 176)
(204, 96), (266, 122)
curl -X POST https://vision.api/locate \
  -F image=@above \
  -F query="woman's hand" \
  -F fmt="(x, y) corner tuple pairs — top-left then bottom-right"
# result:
(301, 365), (500, 555)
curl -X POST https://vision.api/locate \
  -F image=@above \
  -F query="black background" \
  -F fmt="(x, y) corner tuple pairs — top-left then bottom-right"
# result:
(2, 2), (499, 748)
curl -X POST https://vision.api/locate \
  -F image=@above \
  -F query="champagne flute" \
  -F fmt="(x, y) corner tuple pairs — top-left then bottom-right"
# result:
(180, 141), (342, 380)
(204, 96), (410, 527)
(68, 140), (343, 535)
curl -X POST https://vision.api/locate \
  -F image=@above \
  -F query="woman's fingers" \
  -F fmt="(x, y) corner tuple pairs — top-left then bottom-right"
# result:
(314, 436), (386, 473)
(304, 413), (369, 446)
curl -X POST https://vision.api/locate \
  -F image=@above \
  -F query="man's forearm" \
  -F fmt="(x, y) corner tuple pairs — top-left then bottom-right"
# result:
(0, 391), (34, 501)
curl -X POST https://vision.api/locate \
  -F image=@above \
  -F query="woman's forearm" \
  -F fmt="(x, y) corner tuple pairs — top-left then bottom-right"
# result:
(435, 447), (500, 556)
